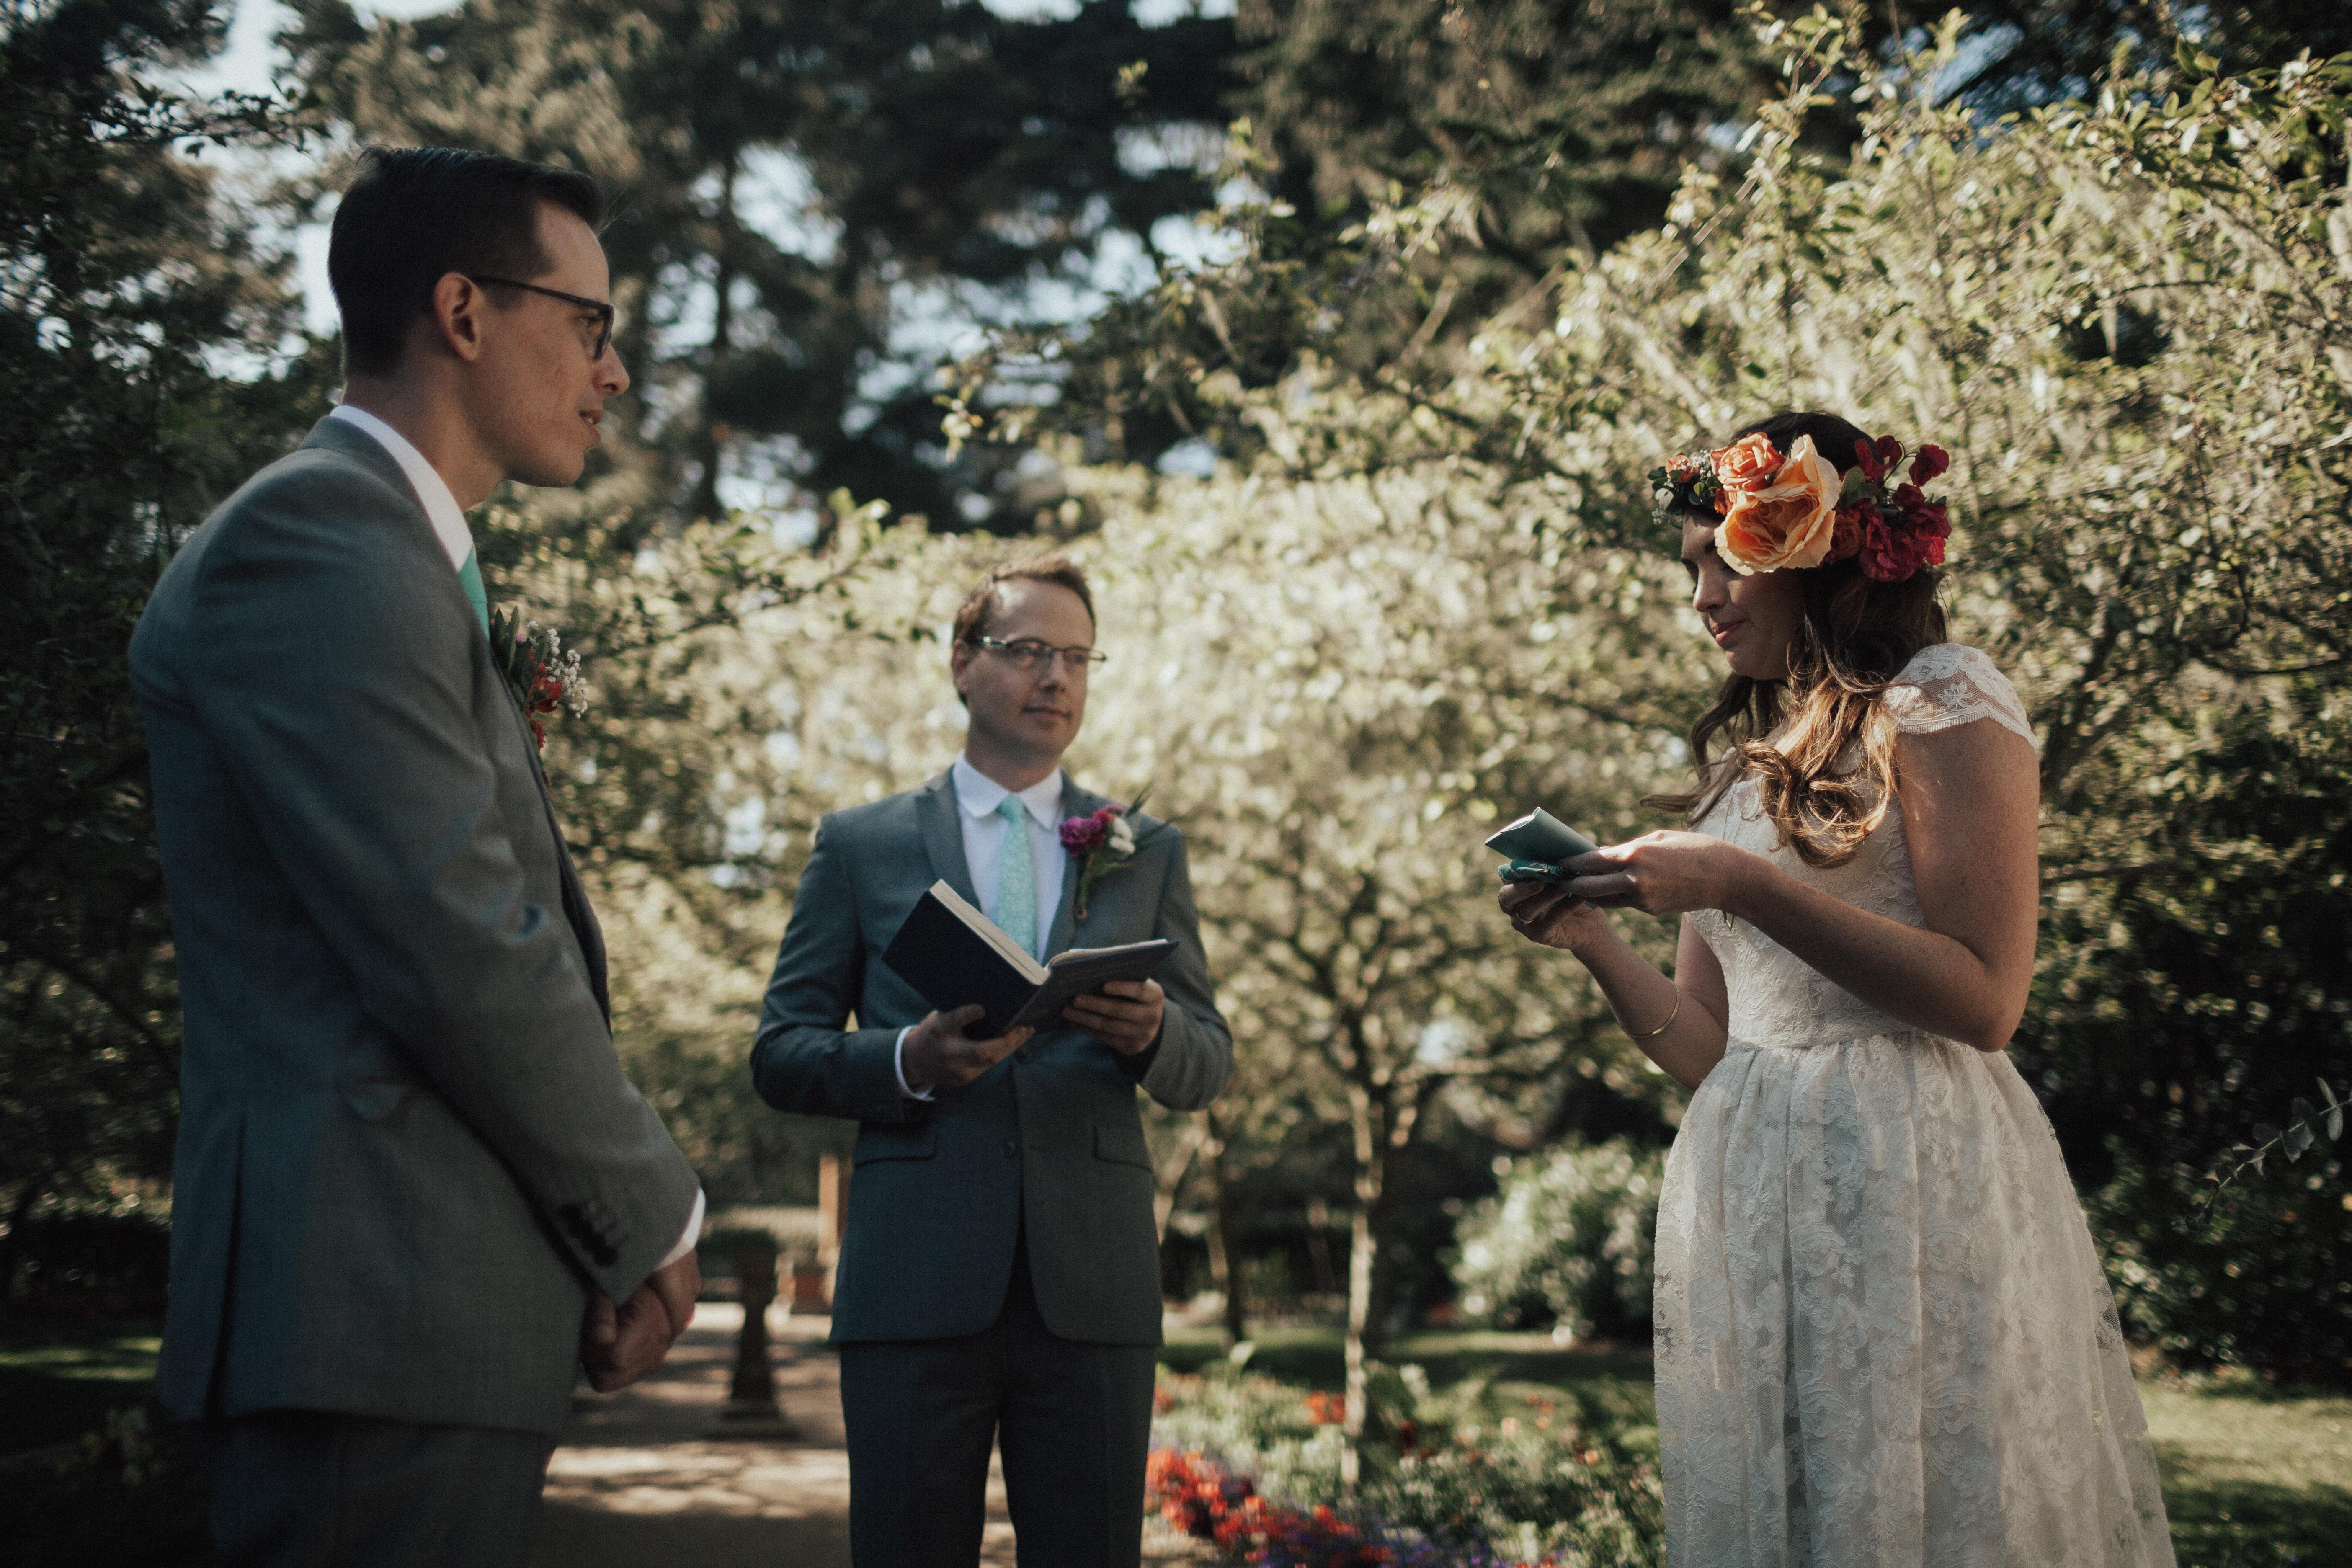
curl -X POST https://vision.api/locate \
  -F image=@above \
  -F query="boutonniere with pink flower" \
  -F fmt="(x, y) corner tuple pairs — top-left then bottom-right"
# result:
(487, 606), (590, 752)
(1059, 787), (1174, 921)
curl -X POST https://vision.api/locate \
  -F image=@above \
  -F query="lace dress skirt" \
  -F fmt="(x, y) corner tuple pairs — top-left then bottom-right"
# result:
(1653, 1031), (2174, 1566)
(1651, 645), (2173, 1567)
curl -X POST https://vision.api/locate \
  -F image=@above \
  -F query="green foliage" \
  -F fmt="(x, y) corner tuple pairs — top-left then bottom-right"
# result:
(2093, 1142), (2352, 1384)
(0, 0), (324, 1253)
(1153, 1361), (1664, 1565)
(284, 0), (1238, 529)
(0, 1401), (210, 1565)
(1008, 13), (2352, 1375)
(1234, 0), (1778, 259)
(1453, 1142), (1664, 1345)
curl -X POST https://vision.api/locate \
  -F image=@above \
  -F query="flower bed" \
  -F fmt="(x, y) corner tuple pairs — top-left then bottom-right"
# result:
(1148, 1367), (1663, 1568)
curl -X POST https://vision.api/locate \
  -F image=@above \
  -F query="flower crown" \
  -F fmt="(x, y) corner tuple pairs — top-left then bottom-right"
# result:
(1646, 430), (1953, 583)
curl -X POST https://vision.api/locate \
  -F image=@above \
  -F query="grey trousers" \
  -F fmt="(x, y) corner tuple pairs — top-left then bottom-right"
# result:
(839, 1232), (1159, 1568)
(191, 1410), (557, 1568)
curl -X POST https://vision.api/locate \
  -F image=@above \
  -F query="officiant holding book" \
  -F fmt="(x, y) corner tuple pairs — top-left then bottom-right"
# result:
(750, 554), (1233, 1568)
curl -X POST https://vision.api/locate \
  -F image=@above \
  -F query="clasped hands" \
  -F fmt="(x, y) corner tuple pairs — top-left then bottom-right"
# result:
(902, 978), (1165, 1091)
(1497, 829), (1752, 950)
(579, 1249), (700, 1393)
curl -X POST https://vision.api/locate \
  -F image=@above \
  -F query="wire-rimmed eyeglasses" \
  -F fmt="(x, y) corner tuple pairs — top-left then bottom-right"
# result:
(967, 635), (1107, 673)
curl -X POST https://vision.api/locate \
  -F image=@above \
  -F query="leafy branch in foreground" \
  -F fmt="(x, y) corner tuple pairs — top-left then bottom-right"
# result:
(2199, 1079), (2349, 1207)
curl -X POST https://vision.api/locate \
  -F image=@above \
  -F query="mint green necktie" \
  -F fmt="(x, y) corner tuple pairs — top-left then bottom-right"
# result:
(456, 548), (490, 639)
(996, 795), (1037, 956)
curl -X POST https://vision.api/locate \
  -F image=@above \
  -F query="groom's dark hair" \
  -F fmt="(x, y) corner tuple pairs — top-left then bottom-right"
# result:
(330, 146), (603, 377)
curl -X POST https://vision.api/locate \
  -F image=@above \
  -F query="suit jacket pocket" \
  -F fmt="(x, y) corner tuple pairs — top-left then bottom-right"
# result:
(342, 1075), (412, 1122)
(1093, 1122), (1153, 1172)
(853, 1123), (940, 1166)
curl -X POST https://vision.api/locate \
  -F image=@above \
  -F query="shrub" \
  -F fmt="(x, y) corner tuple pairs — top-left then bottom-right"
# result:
(1452, 1142), (1664, 1344)
(1151, 1366), (1663, 1566)
(1, 1213), (171, 1320)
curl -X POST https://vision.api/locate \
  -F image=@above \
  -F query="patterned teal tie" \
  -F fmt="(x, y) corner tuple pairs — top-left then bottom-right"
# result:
(996, 795), (1037, 956)
(457, 548), (490, 639)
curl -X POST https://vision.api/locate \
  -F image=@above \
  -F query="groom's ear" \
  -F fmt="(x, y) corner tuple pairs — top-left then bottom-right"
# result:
(948, 637), (975, 708)
(425, 273), (490, 364)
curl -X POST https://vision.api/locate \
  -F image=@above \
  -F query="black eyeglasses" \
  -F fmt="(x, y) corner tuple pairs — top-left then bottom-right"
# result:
(967, 635), (1107, 673)
(468, 276), (616, 358)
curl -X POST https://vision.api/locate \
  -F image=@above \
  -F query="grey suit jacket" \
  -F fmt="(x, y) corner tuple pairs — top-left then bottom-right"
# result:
(752, 771), (1232, 1345)
(129, 415), (699, 1436)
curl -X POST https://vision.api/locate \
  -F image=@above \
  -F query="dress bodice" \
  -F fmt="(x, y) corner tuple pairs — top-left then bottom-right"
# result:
(1688, 644), (2035, 1050)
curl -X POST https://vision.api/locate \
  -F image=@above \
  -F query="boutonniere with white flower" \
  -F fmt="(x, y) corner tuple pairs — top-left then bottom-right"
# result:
(1059, 787), (1173, 921)
(487, 606), (589, 752)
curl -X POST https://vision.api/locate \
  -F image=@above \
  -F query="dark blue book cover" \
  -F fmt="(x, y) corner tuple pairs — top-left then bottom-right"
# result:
(882, 879), (1176, 1037)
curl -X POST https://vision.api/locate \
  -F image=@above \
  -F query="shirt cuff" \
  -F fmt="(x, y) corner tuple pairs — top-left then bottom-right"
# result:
(655, 1188), (706, 1271)
(895, 1025), (936, 1101)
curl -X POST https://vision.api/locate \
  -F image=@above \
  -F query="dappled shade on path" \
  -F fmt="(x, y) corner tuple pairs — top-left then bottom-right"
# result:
(528, 1303), (1210, 1567)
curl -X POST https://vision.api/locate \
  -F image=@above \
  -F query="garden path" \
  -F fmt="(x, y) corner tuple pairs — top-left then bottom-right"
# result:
(528, 1303), (1205, 1567)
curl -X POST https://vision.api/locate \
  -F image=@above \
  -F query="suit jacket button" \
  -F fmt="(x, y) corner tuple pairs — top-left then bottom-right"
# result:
(1003, 1140), (1018, 1159)
(1015, 1047), (1034, 1065)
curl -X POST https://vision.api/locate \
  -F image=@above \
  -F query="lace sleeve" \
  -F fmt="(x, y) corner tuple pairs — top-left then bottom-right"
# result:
(1882, 644), (2036, 746)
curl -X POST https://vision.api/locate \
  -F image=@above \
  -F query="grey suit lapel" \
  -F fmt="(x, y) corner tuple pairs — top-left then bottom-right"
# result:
(304, 417), (612, 1020)
(916, 772), (983, 908)
(301, 414), (413, 494)
(530, 762), (609, 1024)
(1047, 776), (1109, 955)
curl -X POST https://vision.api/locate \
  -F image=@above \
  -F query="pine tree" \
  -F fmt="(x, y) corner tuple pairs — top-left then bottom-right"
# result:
(283, 0), (1238, 532)
(0, 0), (322, 1268)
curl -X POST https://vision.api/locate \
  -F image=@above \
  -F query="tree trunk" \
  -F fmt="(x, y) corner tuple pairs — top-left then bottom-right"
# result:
(1201, 1109), (1246, 1351)
(1303, 1195), (1338, 1298)
(688, 150), (740, 525)
(1338, 1081), (1396, 1490)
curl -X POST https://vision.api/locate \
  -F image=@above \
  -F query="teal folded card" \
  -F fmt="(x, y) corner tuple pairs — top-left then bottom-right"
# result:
(1484, 807), (1600, 884)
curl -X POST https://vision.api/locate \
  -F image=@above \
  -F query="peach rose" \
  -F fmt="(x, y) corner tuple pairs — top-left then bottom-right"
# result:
(1712, 431), (1783, 492)
(1716, 433), (1839, 574)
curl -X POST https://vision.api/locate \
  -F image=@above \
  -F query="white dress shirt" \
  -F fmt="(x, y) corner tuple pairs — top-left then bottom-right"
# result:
(328, 404), (473, 572)
(894, 756), (1070, 1099)
(328, 402), (705, 1272)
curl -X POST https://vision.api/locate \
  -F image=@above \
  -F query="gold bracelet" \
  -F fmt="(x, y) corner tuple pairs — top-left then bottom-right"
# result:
(1624, 988), (1680, 1040)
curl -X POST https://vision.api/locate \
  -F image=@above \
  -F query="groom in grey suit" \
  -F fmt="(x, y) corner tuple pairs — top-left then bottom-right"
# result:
(131, 148), (702, 1565)
(754, 554), (1233, 1567)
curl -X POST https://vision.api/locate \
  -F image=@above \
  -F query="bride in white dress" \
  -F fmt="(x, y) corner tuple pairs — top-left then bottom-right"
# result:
(1498, 411), (2173, 1566)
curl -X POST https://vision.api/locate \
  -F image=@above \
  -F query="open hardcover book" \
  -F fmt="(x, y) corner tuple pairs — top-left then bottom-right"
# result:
(881, 879), (1177, 1037)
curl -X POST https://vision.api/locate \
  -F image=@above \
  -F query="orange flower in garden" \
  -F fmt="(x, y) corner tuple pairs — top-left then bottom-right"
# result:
(1718, 434), (1839, 574)
(1713, 431), (1783, 490)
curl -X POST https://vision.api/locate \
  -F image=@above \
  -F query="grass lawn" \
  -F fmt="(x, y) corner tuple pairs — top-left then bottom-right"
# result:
(1161, 1323), (2352, 1566)
(2141, 1372), (2352, 1568)
(0, 1320), (166, 1454)
(0, 1321), (212, 1568)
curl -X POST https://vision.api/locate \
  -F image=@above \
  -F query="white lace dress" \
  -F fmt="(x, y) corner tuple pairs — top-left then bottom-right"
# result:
(1652, 645), (2174, 1567)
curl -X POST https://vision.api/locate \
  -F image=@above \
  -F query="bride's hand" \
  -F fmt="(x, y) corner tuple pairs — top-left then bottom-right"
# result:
(1563, 830), (1756, 916)
(1497, 876), (1612, 954)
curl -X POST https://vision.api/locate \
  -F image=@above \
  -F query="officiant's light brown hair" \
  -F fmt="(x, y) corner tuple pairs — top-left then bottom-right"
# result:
(952, 554), (1096, 647)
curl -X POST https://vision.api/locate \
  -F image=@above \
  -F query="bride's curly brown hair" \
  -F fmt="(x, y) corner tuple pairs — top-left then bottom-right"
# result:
(1645, 410), (1949, 868)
